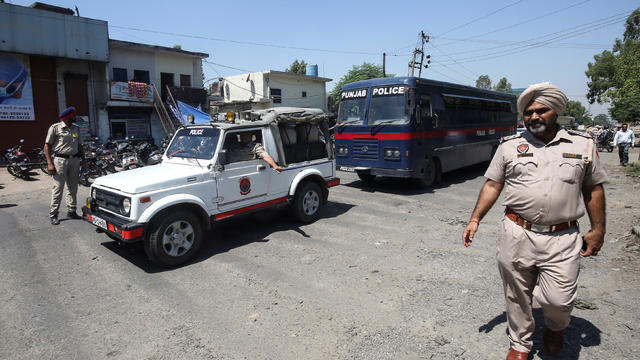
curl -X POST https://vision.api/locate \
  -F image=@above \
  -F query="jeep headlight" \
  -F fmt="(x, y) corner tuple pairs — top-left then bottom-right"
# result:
(121, 198), (131, 215)
(91, 187), (96, 199)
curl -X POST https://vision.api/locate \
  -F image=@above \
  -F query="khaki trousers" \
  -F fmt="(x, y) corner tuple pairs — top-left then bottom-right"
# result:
(497, 216), (582, 353)
(49, 156), (80, 217)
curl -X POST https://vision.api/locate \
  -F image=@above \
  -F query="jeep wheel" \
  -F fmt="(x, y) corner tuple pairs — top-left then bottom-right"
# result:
(145, 210), (202, 267)
(292, 182), (323, 223)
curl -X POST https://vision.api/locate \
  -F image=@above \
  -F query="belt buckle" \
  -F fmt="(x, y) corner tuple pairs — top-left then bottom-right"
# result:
(530, 223), (549, 233)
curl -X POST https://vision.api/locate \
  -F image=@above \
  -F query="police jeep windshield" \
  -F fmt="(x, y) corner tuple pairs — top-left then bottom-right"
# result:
(337, 88), (367, 126)
(368, 85), (409, 125)
(166, 127), (220, 160)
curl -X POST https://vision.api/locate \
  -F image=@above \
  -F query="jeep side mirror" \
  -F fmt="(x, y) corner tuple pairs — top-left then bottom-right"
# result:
(218, 149), (228, 166)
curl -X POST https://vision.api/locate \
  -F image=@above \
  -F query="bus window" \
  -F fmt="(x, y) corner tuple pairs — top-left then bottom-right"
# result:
(420, 95), (432, 119)
(368, 86), (409, 125)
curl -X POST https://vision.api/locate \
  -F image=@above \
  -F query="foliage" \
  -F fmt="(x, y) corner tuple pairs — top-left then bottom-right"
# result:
(593, 113), (610, 126)
(626, 162), (640, 178)
(173, 44), (182, 50)
(330, 62), (391, 110)
(285, 59), (308, 75)
(586, 8), (640, 123)
(493, 77), (512, 93)
(564, 100), (591, 124)
(475, 75), (492, 89)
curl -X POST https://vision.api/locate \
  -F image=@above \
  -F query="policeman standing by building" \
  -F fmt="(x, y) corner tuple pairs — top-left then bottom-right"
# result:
(461, 83), (608, 359)
(44, 106), (87, 225)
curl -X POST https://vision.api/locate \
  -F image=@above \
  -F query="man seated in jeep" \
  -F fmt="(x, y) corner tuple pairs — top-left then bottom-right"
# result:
(228, 132), (283, 173)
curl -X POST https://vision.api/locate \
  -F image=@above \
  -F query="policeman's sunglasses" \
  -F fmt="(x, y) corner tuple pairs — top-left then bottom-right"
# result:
(523, 107), (551, 117)
(0, 68), (27, 97)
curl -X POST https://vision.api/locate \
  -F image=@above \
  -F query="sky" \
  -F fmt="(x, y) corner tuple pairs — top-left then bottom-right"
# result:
(7, 0), (639, 117)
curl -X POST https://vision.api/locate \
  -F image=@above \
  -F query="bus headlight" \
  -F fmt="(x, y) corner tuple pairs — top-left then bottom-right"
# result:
(384, 147), (401, 160)
(121, 198), (131, 215)
(337, 146), (349, 156)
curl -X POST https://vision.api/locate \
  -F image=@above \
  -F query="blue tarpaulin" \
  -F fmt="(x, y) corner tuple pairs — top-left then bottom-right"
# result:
(176, 100), (210, 124)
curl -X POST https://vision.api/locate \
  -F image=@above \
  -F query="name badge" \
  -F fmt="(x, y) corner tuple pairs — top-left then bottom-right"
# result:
(517, 153), (533, 158)
(562, 153), (582, 159)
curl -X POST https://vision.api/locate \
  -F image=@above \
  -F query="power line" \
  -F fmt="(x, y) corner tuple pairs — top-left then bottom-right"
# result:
(435, 0), (593, 47)
(437, 11), (631, 64)
(429, 42), (479, 79)
(437, 0), (526, 37)
(110, 25), (381, 56)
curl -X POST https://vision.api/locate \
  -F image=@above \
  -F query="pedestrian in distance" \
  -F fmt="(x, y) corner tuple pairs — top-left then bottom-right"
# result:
(612, 123), (635, 166)
(44, 106), (87, 225)
(461, 83), (608, 360)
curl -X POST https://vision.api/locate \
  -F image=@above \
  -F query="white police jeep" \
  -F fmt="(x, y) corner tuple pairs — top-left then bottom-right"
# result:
(82, 108), (339, 267)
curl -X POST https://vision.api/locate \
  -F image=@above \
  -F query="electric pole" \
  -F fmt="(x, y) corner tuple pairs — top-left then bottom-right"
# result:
(408, 31), (431, 78)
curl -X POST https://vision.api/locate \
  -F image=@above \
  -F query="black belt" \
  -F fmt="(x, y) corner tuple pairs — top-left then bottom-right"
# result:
(55, 153), (79, 159)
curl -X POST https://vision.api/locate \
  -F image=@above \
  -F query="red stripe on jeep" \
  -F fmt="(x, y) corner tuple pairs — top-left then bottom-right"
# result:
(215, 196), (289, 220)
(121, 227), (144, 240)
(327, 179), (340, 187)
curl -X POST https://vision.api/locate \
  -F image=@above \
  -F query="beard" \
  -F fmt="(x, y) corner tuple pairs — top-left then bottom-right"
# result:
(526, 121), (547, 135)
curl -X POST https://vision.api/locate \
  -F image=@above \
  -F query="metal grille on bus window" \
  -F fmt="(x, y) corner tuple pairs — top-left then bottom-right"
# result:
(95, 189), (124, 214)
(353, 139), (379, 160)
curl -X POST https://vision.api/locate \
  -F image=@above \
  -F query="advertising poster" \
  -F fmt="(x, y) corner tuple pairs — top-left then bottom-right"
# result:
(0, 52), (35, 121)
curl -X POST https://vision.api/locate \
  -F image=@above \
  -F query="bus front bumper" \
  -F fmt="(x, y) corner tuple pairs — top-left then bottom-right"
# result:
(337, 166), (416, 178)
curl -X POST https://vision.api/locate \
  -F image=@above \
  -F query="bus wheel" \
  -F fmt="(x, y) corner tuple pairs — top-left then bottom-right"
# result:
(357, 171), (375, 183)
(418, 158), (439, 187)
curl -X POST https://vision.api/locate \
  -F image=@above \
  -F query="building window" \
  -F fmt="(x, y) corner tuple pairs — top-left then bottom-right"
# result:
(113, 68), (127, 82)
(270, 88), (282, 104)
(302, 91), (307, 98)
(180, 74), (191, 87)
(133, 70), (150, 84)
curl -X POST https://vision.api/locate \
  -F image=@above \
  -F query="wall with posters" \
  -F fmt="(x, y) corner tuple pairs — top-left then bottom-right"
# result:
(0, 53), (35, 121)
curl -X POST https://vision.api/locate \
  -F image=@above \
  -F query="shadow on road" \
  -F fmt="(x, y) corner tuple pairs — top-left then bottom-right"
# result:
(0, 203), (17, 208)
(478, 309), (601, 359)
(100, 200), (355, 273)
(341, 162), (488, 195)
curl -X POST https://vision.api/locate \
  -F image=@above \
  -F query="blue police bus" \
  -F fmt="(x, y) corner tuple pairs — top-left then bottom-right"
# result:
(335, 77), (517, 186)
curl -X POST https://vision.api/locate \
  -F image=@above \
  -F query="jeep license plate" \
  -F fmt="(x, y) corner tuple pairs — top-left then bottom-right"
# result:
(92, 215), (107, 230)
(339, 166), (355, 172)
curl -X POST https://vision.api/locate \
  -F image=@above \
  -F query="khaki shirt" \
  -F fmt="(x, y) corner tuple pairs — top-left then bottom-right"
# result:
(485, 129), (608, 225)
(45, 121), (83, 156)
(227, 141), (268, 163)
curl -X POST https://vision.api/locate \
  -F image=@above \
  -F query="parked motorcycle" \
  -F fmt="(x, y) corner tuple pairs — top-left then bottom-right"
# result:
(32, 146), (50, 175)
(117, 137), (143, 170)
(4, 139), (32, 180)
(597, 130), (614, 152)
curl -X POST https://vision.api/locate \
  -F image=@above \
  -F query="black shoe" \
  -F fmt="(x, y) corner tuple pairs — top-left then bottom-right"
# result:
(67, 211), (82, 220)
(50, 216), (60, 225)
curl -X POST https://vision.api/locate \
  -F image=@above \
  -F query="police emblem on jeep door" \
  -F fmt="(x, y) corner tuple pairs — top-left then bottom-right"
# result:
(239, 177), (251, 195)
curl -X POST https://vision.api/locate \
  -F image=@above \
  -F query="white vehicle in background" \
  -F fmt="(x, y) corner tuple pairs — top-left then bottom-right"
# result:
(82, 108), (339, 267)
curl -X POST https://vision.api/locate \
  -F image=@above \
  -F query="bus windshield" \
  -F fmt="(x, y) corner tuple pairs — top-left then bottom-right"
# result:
(337, 88), (367, 126)
(368, 85), (409, 126)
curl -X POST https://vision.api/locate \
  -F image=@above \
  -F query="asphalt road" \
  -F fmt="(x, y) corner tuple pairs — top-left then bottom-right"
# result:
(1, 150), (639, 360)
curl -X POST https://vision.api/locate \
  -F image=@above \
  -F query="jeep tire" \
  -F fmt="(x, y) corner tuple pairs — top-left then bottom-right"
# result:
(145, 209), (203, 267)
(292, 181), (323, 223)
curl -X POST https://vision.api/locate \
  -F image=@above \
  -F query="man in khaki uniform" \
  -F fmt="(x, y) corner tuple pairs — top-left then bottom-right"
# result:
(461, 83), (607, 359)
(228, 132), (283, 172)
(44, 106), (87, 225)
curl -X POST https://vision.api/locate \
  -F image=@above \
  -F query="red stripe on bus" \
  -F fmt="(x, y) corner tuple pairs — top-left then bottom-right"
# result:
(334, 126), (515, 140)
(215, 196), (289, 220)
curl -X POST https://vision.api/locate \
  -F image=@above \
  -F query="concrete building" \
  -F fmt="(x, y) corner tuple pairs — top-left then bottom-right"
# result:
(0, 2), (209, 152)
(213, 70), (331, 114)
(0, 2), (109, 150)
(106, 40), (208, 143)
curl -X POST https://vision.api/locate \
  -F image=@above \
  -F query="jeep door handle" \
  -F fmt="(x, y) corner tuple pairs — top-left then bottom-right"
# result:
(258, 165), (266, 170)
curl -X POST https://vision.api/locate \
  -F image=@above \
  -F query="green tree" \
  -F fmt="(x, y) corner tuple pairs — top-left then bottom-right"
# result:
(173, 44), (182, 50)
(564, 100), (591, 124)
(586, 8), (640, 123)
(475, 75), (492, 89)
(330, 62), (391, 109)
(285, 59), (308, 75)
(593, 113), (609, 126)
(493, 77), (512, 92)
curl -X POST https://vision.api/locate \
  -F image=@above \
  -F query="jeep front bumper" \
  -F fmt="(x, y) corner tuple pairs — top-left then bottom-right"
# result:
(82, 198), (145, 243)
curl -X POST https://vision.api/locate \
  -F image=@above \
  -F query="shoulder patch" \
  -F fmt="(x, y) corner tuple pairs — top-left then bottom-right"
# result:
(500, 133), (521, 143)
(567, 129), (593, 139)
